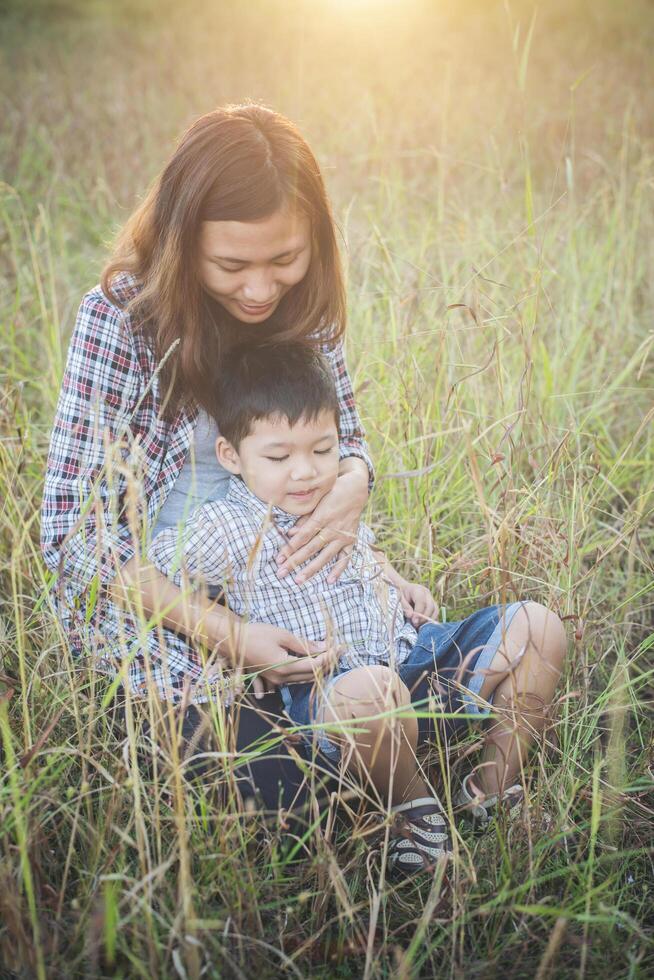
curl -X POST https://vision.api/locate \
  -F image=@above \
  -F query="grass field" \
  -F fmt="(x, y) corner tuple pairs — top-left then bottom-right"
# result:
(1, 0), (653, 976)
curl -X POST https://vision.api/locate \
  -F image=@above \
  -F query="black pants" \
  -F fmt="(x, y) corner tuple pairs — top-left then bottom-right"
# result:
(182, 692), (324, 813)
(113, 689), (339, 828)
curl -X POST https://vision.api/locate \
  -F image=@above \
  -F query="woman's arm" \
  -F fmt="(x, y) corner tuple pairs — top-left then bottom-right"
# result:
(327, 342), (375, 489)
(41, 288), (142, 595)
(110, 555), (335, 688)
(109, 555), (233, 648)
(277, 459), (369, 583)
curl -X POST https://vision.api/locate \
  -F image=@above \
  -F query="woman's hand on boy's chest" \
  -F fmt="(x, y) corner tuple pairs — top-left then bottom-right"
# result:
(275, 529), (377, 589)
(274, 470), (369, 585)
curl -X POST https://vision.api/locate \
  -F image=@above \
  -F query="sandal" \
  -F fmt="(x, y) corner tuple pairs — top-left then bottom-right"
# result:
(454, 773), (524, 825)
(387, 796), (452, 877)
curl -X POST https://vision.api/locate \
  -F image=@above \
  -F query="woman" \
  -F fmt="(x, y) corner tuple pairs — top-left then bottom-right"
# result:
(41, 104), (374, 815)
(41, 104), (566, 854)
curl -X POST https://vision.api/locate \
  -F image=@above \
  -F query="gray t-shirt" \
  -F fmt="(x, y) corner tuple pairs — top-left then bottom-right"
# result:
(151, 409), (231, 538)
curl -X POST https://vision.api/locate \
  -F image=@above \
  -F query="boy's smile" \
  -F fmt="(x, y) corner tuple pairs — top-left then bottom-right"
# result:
(216, 410), (340, 516)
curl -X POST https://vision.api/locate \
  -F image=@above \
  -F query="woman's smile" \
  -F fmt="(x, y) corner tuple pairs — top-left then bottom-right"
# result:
(236, 298), (278, 318)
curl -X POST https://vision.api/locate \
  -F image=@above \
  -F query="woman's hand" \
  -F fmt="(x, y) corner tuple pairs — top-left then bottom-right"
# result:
(224, 622), (339, 699)
(398, 582), (439, 629)
(276, 462), (369, 585)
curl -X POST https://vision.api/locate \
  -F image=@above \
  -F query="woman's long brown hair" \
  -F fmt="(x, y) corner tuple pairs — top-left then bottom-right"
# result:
(101, 104), (346, 419)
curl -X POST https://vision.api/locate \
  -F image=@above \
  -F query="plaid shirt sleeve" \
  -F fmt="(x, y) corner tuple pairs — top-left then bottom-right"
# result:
(323, 341), (375, 489)
(40, 288), (143, 596)
(148, 509), (229, 589)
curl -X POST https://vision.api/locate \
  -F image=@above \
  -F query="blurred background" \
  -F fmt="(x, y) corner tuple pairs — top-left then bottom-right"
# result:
(3, 0), (653, 318)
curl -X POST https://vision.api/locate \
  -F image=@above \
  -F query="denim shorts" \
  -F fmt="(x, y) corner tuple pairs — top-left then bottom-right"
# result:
(281, 602), (525, 764)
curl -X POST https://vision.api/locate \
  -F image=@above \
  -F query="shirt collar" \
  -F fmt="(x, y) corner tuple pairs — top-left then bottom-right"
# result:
(226, 476), (300, 532)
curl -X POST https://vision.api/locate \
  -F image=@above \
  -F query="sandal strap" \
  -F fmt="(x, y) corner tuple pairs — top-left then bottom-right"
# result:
(455, 774), (524, 822)
(391, 795), (444, 816)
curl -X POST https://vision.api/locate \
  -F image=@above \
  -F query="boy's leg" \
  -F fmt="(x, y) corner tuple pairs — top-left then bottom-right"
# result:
(473, 601), (567, 797)
(316, 665), (432, 806)
(315, 666), (452, 875)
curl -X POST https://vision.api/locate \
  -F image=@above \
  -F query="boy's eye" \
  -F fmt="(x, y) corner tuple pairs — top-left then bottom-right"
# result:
(265, 455), (289, 463)
(315, 447), (335, 455)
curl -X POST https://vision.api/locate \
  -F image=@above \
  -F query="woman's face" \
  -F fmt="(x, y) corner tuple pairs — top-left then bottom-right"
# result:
(198, 207), (312, 323)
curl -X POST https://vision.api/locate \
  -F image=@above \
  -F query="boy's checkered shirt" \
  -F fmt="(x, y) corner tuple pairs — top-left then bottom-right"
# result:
(148, 476), (417, 695)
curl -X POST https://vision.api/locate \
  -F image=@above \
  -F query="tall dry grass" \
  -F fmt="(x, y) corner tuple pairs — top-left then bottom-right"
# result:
(1, 1), (653, 976)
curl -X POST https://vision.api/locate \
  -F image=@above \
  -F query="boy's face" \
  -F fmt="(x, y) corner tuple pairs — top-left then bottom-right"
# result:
(216, 410), (340, 516)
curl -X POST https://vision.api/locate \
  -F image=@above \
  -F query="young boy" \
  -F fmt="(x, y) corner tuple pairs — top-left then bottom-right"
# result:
(148, 343), (545, 876)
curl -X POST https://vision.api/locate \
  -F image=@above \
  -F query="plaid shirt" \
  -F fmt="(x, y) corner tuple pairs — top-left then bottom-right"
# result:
(40, 273), (375, 702)
(148, 476), (417, 701)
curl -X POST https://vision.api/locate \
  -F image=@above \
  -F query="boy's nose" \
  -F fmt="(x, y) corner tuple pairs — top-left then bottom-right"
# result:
(291, 458), (318, 481)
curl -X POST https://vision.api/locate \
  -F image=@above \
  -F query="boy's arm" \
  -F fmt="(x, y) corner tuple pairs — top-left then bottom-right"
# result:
(148, 508), (230, 591)
(371, 545), (439, 628)
(370, 545), (408, 590)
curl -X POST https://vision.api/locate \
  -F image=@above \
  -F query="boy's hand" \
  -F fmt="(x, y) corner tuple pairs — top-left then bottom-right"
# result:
(399, 582), (439, 629)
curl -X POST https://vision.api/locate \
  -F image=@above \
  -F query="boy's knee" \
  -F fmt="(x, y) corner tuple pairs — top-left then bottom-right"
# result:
(328, 665), (410, 721)
(519, 601), (567, 670)
(502, 603), (567, 696)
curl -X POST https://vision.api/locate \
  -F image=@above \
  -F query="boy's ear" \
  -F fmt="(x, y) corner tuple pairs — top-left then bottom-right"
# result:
(216, 436), (241, 475)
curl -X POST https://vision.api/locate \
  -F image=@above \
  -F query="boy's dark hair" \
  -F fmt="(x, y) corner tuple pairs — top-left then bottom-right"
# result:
(214, 342), (340, 448)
